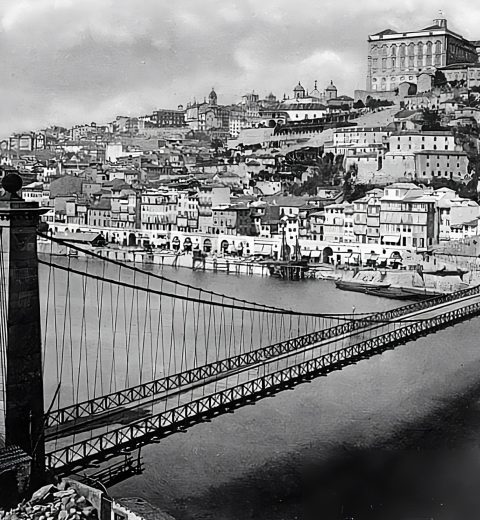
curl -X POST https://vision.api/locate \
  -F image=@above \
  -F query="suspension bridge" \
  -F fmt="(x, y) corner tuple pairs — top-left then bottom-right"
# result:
(1, 173), (480, 495)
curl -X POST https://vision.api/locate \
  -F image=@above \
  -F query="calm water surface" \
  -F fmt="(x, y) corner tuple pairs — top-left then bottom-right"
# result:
(44, 264), (480, 519)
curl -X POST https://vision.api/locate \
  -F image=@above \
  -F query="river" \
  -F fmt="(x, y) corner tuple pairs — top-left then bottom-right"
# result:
(41, 262), (480, 519)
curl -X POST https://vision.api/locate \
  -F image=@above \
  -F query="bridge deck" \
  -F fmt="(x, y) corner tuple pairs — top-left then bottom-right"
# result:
(44, 286), (480, 430)
(45, 289), (480, 474)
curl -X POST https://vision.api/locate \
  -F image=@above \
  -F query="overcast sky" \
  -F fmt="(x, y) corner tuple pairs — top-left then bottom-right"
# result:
(1, 0), (480, 136)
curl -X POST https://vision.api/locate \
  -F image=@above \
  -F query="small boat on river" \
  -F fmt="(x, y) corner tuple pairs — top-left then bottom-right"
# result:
(364, 286), (416, 300)
(335, 269), (390, 293)
(335, 279), (390, 293)
(400, 286), (443, 299)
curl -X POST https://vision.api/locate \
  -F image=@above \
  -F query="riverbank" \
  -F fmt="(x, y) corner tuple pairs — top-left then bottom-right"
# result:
(0, 480), (176, 520)
(37, 238), (480, 301)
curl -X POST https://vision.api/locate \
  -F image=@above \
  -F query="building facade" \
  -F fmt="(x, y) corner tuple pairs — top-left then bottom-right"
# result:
(153, 109), (186, 127)
(367, 17), (478, 92)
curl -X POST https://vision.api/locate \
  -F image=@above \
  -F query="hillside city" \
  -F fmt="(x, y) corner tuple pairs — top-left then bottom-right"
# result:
(5, 15), (480, 267)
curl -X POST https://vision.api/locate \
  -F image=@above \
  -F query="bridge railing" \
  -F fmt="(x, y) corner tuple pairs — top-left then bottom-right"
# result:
(44, 280), (480, 431)
(45, 295), (480, 473)
(368, 284), (480, 322)
(44, 316), (375, 430)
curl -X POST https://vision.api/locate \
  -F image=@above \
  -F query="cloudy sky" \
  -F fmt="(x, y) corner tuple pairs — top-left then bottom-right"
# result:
(1, 0), (480, 136)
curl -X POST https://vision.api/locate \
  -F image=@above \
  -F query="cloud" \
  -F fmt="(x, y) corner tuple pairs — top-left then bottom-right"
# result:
(0, 0), (480, 136)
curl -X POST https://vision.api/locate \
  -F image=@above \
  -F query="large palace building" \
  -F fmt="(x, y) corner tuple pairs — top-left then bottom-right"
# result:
(367, 17), (479, 92)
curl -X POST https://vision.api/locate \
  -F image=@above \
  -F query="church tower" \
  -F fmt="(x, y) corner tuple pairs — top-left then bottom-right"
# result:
(293, 82), (306, 99)
(325, 80), (338, 101)
(208, 87), (218, 105)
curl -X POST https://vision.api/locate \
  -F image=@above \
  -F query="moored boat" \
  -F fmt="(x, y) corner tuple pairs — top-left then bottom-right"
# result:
(335, 279), (391, 293)
(401, 286), (443, 298)
(364, 286), (416, 300)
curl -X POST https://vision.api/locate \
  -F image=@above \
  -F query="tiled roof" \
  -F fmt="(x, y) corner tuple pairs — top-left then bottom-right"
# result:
(0, 446), (31, 476)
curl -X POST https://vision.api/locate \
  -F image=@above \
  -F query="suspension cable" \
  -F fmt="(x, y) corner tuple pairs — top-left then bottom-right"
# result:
(38, 232), (287, 312)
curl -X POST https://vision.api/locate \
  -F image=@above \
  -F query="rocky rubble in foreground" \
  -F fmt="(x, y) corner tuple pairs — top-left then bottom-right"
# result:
(0, 483), (98, 520)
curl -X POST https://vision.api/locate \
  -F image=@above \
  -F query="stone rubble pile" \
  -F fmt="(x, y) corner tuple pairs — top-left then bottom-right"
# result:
(0, 483), (99, 520)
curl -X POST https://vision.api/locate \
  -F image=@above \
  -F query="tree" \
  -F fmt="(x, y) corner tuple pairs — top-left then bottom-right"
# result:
(353, 100), (365, 109)
(365, 97), (394, 110)
(433, 69), (447, 88)
(421, 108), (443, 131)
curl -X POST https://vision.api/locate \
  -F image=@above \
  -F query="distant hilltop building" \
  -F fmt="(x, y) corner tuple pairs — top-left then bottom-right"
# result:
(257, 80), (353, 128)
(288, 80), (338, 104)
(366, 15), (479, 93)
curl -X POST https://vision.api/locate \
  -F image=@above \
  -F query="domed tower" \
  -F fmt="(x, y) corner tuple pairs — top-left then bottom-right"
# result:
(310, 80), (321, 100)
(266, 92), (277, 103)
(208, 87), (217, 105)
(325, 80), (338, 101)
(293, 81), (305, 99)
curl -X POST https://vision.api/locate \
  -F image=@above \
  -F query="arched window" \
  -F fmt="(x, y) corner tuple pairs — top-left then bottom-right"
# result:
(390, 44), (397, 57)
(381, 44), (388, 56)
(426, 41), (433, 66)
(399, 44), (406, 57)
(408, 44), (415, 67)
(435, 40), (442, 54)
(371, 45), (378, 56)
(417, 42), (424, 58)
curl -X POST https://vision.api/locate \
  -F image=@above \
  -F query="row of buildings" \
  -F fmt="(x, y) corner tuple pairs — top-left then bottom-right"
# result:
(3, 80), (355, 153)
(5, 14), (480, 265)
(333, 126), (471, 185)
(25, 170), (480, 256)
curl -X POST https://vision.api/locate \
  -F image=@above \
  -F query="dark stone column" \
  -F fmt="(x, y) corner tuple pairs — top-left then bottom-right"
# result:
(0, 173), (47, 489)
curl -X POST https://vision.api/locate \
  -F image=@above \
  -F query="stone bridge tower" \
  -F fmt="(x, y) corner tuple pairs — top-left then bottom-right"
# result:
(0, 173), (46, 497)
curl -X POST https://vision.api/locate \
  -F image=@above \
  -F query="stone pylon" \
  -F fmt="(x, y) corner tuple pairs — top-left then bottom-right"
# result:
(0, 173), (47, 490)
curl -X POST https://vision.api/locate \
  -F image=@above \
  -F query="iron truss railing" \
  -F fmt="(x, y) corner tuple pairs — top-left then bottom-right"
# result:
(44, 284), (480, 430)
(44, 317), (373, 430)
(45, 297), (480, 474)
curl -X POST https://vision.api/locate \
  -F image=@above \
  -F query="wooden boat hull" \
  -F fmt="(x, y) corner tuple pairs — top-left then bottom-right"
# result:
(335, 280), (390, 293)
(364, 287), (415, 300)
(401, 287), (443, 299)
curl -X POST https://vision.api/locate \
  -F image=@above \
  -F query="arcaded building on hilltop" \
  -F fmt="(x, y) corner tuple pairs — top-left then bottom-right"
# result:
(367, 17), (478, 92)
